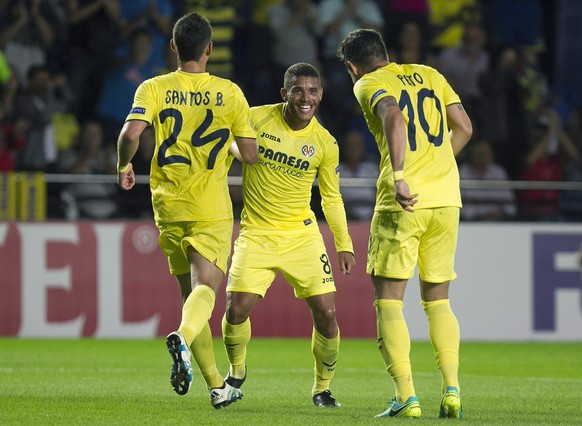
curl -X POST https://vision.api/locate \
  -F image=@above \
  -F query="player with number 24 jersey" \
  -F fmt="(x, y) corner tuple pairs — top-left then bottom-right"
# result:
(126, 72), (255, 225)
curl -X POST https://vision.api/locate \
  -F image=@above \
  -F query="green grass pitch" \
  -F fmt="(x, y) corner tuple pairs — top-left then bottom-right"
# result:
(1, 339), (581, 425)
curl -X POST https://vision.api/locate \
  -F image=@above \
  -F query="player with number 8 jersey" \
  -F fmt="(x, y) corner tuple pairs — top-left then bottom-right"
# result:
(221, 63), (355, 408)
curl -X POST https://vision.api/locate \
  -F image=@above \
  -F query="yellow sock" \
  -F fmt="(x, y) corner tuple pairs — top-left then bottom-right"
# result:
(191, 322), (223, 389)
(375, 299), (415, 402)
(311, 327), (340, 396)
(222, 315), (251, 379)
(422, 299), (460, 393)
(178, 285), (216, 345)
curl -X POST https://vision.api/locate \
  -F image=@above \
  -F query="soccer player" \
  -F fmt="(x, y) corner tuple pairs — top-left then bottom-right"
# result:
(337, 29), (473, 418)
(116, 12), (258, 409)
(222, 62), (356, 408)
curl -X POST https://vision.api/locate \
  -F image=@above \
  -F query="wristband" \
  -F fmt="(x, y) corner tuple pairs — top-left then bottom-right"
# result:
(117, 163), (130, 173)
(393, 170), (404, 181)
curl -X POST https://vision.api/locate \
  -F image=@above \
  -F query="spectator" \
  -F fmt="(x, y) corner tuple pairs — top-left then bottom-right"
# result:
(0, 0), (57, 87)
(427, 0), (482, 52)
(184, 0), (237, 79)
(477, 44), (526, 178)
(57, 119), (118, 219)
(0, 73), (25, 171)
(378, 0), (430, 51)
(316, 0), (384, 136)
(338, 130), (380, 221)
(115, 0), (174, 74)
(519, 109), (579, 221)
(459, 139), (517, 221)
(387, 19), (436, 67)
(266, 0), (320, 101)
(14, 66), (69, 171)
(437, 21), (489, 124)
(94, 28), (156, 144)
(63, 0), (122, 121)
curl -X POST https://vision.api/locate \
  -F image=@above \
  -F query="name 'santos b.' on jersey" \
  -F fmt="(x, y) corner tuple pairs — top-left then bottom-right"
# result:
(126, 71), (255, 224)
(241, 104), (352, 254)
(354, 62), (462, 211)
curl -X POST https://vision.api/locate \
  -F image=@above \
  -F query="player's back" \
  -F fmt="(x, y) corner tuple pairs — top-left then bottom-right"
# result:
(126, 70), (253, 224)
(355, 62), (462, 211)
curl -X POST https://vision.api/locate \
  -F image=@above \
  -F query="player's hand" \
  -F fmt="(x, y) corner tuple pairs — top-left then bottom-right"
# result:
(395, 179), (418, 212)
(117, 163), (135, 190)
(338, 251), (355, 275)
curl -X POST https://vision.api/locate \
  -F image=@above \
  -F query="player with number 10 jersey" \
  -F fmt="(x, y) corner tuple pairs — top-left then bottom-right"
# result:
(126, 72), (255, 225)
(353, 63), (462, 212)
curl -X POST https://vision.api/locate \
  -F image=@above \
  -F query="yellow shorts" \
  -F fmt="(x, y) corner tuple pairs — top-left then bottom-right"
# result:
(157, 220), (233, 276)
(366, 207), (459, 282)
(227, 231), (336, 299)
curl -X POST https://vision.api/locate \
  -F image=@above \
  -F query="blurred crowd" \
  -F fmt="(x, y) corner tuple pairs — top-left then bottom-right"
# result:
(1, 0), (581, 221)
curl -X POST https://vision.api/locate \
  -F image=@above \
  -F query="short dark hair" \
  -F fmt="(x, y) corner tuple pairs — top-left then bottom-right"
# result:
(283, 63), (321, 90)
(337, 29), (389, 69)
(172, 12), (212, 63)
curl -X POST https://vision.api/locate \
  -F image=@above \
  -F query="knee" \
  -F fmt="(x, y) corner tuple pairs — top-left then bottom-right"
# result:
(314, 307), (338, 338)
(225, 305), (249, 325)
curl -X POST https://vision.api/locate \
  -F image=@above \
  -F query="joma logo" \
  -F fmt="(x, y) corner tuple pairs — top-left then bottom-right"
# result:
(261, 132), (281, 142)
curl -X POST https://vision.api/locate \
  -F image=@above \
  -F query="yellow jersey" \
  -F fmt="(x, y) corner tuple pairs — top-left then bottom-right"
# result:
(354, 62), (462, 211)
(241, 103), (353, 253)
(125, 70), (255, 224)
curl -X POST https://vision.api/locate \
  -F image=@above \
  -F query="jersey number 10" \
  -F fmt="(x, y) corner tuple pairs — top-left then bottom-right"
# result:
(399, 88), (444, 151)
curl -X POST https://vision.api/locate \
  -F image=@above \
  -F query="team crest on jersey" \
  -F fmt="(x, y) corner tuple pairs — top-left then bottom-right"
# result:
(301, 145), (315, 158)
(129, 107), (146, 115)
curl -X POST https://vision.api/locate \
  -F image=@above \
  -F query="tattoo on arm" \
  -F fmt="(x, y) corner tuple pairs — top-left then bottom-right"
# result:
(374, 96), (398, 116)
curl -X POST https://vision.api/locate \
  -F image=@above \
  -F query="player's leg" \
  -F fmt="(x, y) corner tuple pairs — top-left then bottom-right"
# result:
(166, 250), (226, 399)
(222, 291), (260, 387)
(372, 276), (421, 418)
(418, 206), (462, 418)
(305, 292), (341, 407)
(223, 233), (276, 391)
(367, 211), (425, 418)
(173, 273), (224, 392)
(281, 231), (340, 407)
(177, 248), (224, 344)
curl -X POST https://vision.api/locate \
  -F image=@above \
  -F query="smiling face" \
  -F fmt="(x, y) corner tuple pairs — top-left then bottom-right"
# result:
(281, 75), (323, 131)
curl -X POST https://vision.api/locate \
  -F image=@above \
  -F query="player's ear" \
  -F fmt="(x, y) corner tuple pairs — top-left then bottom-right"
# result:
(170, 38), (176, 53)
(345, 60), (358, 75)
(280, 88), (288, 102)
(205, 41), (213, 56)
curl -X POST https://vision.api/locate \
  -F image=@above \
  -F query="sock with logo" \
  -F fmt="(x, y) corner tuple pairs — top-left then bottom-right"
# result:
(311, 327), (340, 396)
(375, 299), (416, 403)
(222, 315), (251, 379)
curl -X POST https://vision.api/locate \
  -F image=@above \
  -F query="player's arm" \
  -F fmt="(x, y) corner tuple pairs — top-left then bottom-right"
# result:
(232, 136), (258, 164)
(117, 119), (147, 190)
(375, 96), (418, 212)
(446, 103), (472, 156)
(318, 142), (355, 275)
